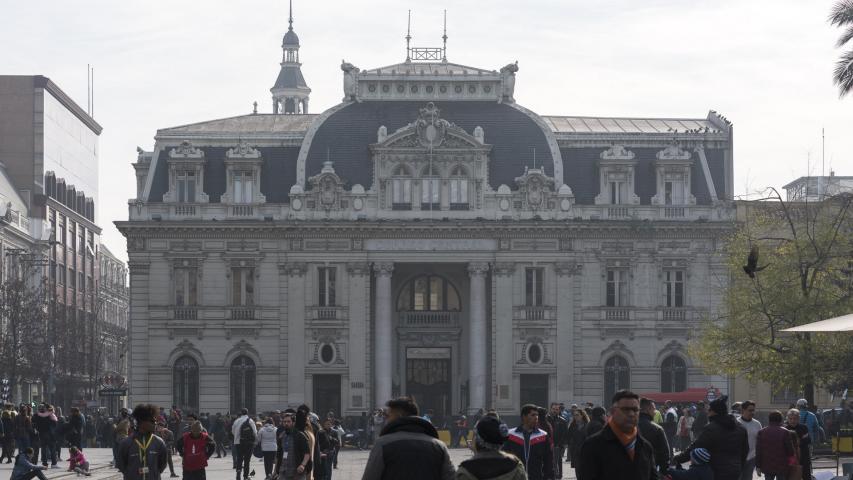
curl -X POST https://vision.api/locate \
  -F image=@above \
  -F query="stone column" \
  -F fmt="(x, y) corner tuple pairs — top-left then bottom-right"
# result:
(126, 257), (151, 407)
(373, 262), (394, 407)
(347, 262), (370, 413)
(492, 262), (515, 413)
(555, 262), (581, 402)
(285, 262), (308, 405)
(468, 262), (489, 413)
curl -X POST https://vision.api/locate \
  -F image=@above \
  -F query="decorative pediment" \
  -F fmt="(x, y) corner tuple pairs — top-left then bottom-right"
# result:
(377, 102), (487, 150)
(226, 140), (261, 160)
(656, 142), (691, 161)
(600, 144), (635, 161)
(514, 167), (555, 210)
(169, 141), (204, 160)
(307, 161), (346, 212)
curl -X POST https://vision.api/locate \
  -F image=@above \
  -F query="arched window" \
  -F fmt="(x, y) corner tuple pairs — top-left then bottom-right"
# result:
(421, 165), (440, 210)
(391, 165), (412, 210)
(230, 355), (256, 414)
(604, 355), (630, 404)
(173, 356), (199, 413)
(661, 355), (687, 393)
(449, 166), (469, 209)
(396, 275), (461, 311)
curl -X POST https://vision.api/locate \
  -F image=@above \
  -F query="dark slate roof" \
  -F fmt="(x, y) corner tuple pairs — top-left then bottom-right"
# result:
(283, 29), (299, 46)
(273, 65), (308, 89)
(560, 147), (725, 205)
(305, 101), (553, 190)
(148, 146), (300, 203)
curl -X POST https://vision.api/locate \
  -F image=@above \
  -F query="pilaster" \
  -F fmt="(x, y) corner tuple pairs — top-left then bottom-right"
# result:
(346, 262), (370, 413)
(555, 262), (582, 402)
(467, 262), (489, 413)
(492, 261), (515, 411)
(284, 262), (307, 405)
(373, 262), (394, 408)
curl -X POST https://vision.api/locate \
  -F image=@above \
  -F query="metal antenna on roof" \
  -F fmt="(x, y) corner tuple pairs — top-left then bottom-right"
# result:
(288, 0), (294, 31)
(442, 10), (447, 62)
(406, 10), (412, 62)
(532, 147), (536, 170)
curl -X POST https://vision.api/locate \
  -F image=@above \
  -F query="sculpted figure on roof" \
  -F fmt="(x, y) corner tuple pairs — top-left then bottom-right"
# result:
(341, 60), (361, 101)
(500, 61), (519, 102)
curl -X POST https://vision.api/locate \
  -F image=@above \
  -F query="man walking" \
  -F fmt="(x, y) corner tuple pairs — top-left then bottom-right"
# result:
(692, 402), (708, 438)
(577, 390), (658, 480)
(362, 396), (455, 480)
(673, 395), (748, 480)
(456, 416), (526, 480)
(116, 404), (170, 480)
(755, 411), (794, 480)
(639, 397), (670, 476)
(735, 400), (761, 480)
(231, 409), (257, 480)
(502, 404), (554, 480)
(546, 403), (569, 479)
(176, 421), (215, 480)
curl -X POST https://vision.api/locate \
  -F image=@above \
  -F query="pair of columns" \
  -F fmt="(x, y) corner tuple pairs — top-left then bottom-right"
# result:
(373, 262), (488, 412)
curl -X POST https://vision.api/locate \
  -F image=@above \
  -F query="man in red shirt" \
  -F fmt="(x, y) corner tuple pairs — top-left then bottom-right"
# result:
(177, 422), (215, 480)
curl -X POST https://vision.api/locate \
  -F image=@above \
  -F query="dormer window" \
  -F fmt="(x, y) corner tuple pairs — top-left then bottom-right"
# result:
(222, 142), (265, 206)
(421, 165), (440, 210)
(608, 180), (628, 205)
(595, 145), (639, 206)
(165, 141), (208, 204)
(652, 144), (695, 206)
(232, 171), (254, 204)
(391, 165), (412, 210)
(449, 165), (469, 209)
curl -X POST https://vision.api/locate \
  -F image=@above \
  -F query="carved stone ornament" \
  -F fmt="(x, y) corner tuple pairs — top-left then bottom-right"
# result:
(416, 102), (447, 148)
(656, 142), (691, 161)
(346, 262), (370, 276)
(280, 262), (307, 277)
(514, 167), (554, 210)
(467, 262), (490, 276)
(170, 140), (204, 159)
(554, 262), (582, 276)
(373, 262), (394, 276)
(600, 144), (635, 161)
(492, 262), (516, 277)
(226, 140), (261, 159)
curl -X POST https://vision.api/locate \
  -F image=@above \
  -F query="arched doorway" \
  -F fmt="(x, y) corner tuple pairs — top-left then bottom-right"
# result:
(661, 355), (687, 393)
(173, 356), (199, 413)
(230, 355), (256, 413)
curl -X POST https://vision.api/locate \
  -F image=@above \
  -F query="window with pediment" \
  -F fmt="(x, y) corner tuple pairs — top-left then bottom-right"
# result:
(165, 141), (208, 204)
(595, 145), (639, 206)
(449, 165), (469, 209)
(391, 165), (412, 210)
(223, 142), (265, 205)
(421, 165), (441, 210)
(653, 144), (695, 206)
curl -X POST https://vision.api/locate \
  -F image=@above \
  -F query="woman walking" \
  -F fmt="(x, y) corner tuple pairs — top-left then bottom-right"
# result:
(677, 408), (695, 451)
(567, 409), (589, 474)
(785, 408), (811, 480)
(257, 419), (278, 480)
(15, 405), (33, 457)
(1, 409), (16, 463)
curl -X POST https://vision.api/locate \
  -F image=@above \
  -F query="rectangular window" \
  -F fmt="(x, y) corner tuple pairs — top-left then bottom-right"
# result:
(233, 171), (254, 204)
(58, 265), (65, 285)
(665, 182), (673, 205)
(609, 181), (623, 204)
(392, 178), (411, 207)
(421, 178), (440, 208)
(606, 269), (629, 307)
(176, 171), (196, 203)
(175, 267), (198, 306)
(664, 181), (685, 205)
(50, 261), (57, 282)
(450, 178), (469, 206)
(69, 268), (76, 288)
(664, 270), (684, 307)
(318, 266), (336, 307)
(525, 267), (544, 306)
(79, 272), (85, 291)
(59, 215), (66, 245)
(231, 267), (255, 306)
(79, 229), (85, 253)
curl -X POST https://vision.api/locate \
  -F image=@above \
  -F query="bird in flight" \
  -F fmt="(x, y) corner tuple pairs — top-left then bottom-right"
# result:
(743, 245), (768, 278)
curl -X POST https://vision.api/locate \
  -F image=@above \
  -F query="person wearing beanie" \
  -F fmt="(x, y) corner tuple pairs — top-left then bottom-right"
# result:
(665, 448), (713, 480)
(455, 417), (526, 480)
(673, 395), (748, 480)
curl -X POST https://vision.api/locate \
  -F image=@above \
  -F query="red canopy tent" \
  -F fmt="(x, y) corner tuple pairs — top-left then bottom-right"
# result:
(637, 388), (719, 404)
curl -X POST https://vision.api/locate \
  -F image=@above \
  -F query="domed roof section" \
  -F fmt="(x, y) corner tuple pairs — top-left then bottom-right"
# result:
(273, 66), (307, 89)
(303, 101), (556, 190)
(283, 28), (300, 47)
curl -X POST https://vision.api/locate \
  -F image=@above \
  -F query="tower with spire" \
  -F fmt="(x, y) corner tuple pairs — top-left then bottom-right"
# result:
(271, 0), (310, 114)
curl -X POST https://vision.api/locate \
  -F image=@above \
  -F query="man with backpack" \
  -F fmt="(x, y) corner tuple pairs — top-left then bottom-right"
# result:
(231, 409), (257, 480)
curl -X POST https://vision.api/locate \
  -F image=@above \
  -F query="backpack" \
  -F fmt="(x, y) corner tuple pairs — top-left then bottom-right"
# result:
(239, 418), (255, 444)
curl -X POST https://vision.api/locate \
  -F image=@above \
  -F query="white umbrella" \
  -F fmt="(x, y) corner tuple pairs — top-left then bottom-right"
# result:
(781, 313), (853, 332)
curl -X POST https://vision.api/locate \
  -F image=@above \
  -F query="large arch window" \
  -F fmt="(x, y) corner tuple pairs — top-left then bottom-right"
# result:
(230, 355), (256, 414)
(661, 355), (687, 393)
(397, 275), (461, 312)
(604, 355), (630, 404)
(449, 166), (469, 209)
(173, 356), (199, 413)
(391, 165), (412, 210)
(421, 165), (440, 210)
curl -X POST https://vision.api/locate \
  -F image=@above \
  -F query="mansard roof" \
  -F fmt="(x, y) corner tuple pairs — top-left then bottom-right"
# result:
(156, 114), (316, 137)
(302, 100), (554, 190)
(273, 66), (308, 90)
(542, 115), (723, 135)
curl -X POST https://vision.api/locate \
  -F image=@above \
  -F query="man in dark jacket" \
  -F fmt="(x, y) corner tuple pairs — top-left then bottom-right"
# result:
(116, 404), (170, 480)
(361, 396), (455, 480)
(673, 395), (748, 480)
(546, 403), (569, 479)
(503, 404), (554, 480)
(31, 405), (57, 467)
(692, 402), (708, 437)
(755, 411), (794, 480)
(584, 407), (606, 438)
(578, 390), (658, 480)
(639, 397), (670, 476)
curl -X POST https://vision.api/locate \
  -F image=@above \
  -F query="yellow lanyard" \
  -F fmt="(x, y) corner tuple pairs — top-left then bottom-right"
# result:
(134, 434), (154, 469)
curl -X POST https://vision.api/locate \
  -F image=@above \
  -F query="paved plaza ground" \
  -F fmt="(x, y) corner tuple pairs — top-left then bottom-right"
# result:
(0, 447), (843, 480)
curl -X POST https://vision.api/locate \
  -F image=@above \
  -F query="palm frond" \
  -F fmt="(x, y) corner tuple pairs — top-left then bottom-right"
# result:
(833, 49), (853, 97)
(829, 0), (853, 26)
(838, 25), (853, 47)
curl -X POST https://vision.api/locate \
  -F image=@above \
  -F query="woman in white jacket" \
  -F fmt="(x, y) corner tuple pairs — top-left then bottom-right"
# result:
(257, 420), (278, 480)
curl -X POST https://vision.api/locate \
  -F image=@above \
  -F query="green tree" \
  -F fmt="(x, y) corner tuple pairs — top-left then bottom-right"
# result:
(831, 0), (853, 97)
(692, 191), (853, 404)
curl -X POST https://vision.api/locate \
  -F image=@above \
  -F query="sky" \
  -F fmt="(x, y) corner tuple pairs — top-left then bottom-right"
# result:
(2, 0), (852, 262)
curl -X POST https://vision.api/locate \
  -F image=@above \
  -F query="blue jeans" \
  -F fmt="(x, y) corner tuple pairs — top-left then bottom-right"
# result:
(16, 436), (31, 455)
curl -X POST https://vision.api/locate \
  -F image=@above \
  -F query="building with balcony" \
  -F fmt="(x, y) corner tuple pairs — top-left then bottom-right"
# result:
(117, 9), (735, 418)
(98, 244), (129, 412)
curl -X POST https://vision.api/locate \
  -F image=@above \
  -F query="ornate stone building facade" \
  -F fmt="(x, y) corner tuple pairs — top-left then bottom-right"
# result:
(118, 14), (735, 417)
